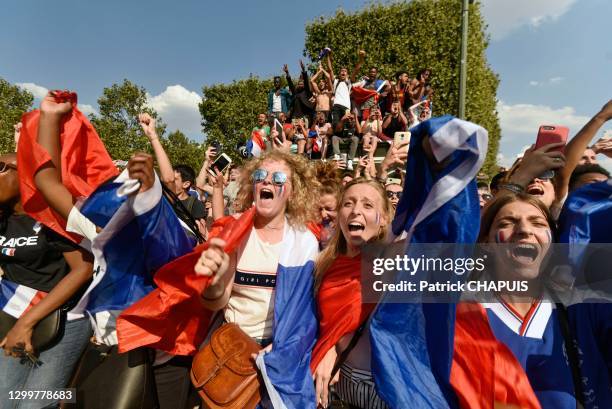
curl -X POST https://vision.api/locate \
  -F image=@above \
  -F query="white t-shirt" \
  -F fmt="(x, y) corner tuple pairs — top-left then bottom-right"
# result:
(272, 93), (282, 113)
(224, 227), (282, 339)
(333, 79), (351, 110)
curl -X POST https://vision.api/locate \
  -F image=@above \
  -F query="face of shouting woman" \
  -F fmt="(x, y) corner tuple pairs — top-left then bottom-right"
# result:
(338, 183), (387, 255)
(487, 200), (552, 281)
(251, 160), (293, 221)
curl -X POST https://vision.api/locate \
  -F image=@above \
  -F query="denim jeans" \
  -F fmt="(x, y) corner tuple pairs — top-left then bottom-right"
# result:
(0, 317), (91, 409)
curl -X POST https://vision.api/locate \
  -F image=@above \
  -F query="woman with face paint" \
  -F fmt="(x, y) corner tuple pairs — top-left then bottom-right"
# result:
(311, 179), (393, 409)
(194, 150), (321, 407)
(450, 193), (612, 409)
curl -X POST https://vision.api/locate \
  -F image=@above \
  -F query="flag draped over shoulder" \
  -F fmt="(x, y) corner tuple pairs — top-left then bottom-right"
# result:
(72, 170), (194, 315)
(17, 92), (119, 242)
(118, 209), (320, 409)
(310, 255), (376, 371)
(372, 116), (487, 408)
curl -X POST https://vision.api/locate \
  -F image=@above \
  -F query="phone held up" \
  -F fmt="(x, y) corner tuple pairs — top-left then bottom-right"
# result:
(207, 153), (233, 177)
(394, 131), (411, 146)
(534, 125), (569, 179)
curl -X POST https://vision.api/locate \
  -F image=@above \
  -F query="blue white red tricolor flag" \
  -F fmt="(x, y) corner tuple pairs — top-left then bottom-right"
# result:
(71, 170), (194, 316)
(371, 115), (487, 408)
(0, 277), (47, 319)
(247, 130), (267, 158)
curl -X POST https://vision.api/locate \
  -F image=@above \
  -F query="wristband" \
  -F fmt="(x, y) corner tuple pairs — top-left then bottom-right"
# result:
(498, 183), (524, 194)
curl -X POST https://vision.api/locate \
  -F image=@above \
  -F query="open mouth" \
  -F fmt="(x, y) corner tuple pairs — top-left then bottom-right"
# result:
(526, 184), (544, 196)
(260, 188), (274, 200)
(511, 243), (539, 263)
(348, 222), (365, 232)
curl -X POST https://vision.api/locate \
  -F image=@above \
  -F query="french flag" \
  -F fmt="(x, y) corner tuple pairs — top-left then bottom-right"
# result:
(373, 115), (487, 408)
(247, 130), (267, 158)
(71, 170), (194, 316)
(0, 277), (47, 319)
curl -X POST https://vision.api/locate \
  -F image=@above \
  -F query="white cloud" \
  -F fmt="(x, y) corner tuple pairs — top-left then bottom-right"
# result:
(78, 104), (97, 116)
(147, 85), (202, 138)
(480, 0), (577, 40)
(497, 100), (590, 135)
(16, 82), (49, 99)
(528, 77), (564, 87)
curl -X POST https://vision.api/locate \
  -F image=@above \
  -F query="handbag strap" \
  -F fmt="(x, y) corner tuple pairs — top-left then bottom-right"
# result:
(555, 302), (585, 409)
(329, 312), (373, 382)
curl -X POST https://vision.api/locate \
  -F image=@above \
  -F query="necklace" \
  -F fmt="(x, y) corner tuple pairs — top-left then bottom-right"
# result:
(263, 223), (284, 230)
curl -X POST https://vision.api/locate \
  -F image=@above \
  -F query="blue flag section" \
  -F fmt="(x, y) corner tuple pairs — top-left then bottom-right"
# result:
(78, 170), (194, 314)
(372, 116), (488, 408)
(255, 225), (320, 409)
(556, 179), (612, 409)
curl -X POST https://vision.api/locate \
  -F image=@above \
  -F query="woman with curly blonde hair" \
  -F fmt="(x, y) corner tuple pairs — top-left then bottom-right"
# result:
(194, 149), (323, 407)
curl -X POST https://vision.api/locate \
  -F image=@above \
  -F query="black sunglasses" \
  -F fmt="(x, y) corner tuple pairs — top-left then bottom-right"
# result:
(386, 191), (401, 199)
(0, 161), (17, 173)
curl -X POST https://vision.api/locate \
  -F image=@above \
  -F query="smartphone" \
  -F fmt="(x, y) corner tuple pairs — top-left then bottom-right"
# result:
(385, 177), (401, 186)
(207, 153), (232, 177)
(274, 137), (282, 145)
(534, 125), (569, 152)
(394, 131), (411, 146)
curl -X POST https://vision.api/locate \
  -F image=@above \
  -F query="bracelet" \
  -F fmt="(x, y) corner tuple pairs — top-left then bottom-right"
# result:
(498, 183), (524, 194)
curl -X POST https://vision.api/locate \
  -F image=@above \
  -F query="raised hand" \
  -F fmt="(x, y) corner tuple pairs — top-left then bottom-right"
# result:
(282, 64), (289, 75)
(592, 136), (612, 158)
(127, 152), (155, 193)
(195, 238), (230, 287)
(40, 91), (73, 117)
(13, 123), (22, 146)
(510, 143), (566, 187)
(138, 113), (158, 141)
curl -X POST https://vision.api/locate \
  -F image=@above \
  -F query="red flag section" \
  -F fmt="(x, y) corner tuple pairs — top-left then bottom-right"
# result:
(450, 303), (541, 409)
(310, 254), (376, 371)
(117, 208), (256, 355)
(17, 91), (119, 242)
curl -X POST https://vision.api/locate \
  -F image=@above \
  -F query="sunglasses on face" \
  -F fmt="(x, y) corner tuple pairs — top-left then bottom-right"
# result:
(251, 169), (288, 186)
(0, 161), (17, 173)
(386, 191), (401, 199)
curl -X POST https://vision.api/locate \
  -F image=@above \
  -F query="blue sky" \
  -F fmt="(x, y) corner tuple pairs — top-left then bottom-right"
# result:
(2, 0), (611, 167)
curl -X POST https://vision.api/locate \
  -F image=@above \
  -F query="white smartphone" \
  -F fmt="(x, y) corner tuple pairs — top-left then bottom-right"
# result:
(394, 131), (411, 146)
(207, 153), (232, 177)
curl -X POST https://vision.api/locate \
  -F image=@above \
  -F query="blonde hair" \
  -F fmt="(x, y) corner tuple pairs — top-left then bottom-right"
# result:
(235, 150), (321, 227)
(314, 178), (393, 290)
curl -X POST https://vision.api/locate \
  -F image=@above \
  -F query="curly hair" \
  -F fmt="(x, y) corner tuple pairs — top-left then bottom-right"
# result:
(235, 150), (321, 227)
(315, 161), (342, 208)
(314, 178), (393, 291)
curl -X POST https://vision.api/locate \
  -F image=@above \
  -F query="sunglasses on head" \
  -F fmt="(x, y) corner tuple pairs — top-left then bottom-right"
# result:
(386, 191), (401, 199)
(0, 161), (17, 173)
(251, 169), (288, 186)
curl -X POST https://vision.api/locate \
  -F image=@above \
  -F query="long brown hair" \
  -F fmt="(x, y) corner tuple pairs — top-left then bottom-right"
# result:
(314, 178), (393, 290)
(478, 192), (556, 242)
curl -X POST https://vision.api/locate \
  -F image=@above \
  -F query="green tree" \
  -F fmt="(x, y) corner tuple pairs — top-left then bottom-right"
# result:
(0, 78), (34, 153)
(89, 79), (166, 160)
(199, 76), (273, 162)
(304, 0), (501, 175)
(163, 130), (206, 172)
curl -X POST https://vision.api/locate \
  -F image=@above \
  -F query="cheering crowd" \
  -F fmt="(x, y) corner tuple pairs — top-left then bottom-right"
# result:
(0, 47), (611, 409)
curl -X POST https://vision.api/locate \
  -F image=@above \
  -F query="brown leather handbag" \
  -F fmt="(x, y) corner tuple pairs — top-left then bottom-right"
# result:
(191, 323), (262, 409)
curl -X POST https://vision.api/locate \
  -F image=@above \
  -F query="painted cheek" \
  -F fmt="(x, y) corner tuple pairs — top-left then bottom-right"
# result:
(495, 230), (507, 244)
